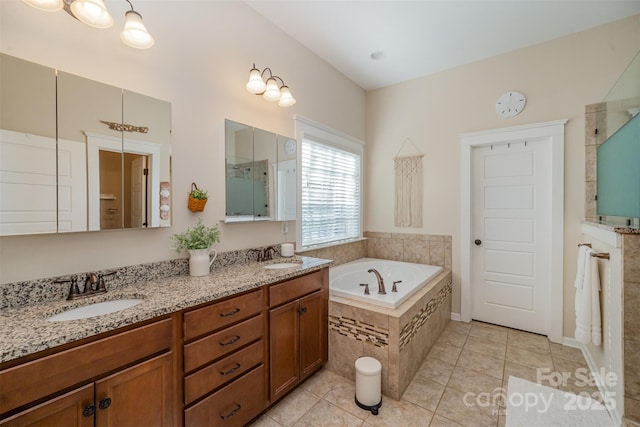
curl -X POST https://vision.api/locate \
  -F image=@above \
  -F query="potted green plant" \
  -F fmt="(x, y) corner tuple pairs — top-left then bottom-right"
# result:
(171, 219), (221, 276)
(188, 182), (208, 212)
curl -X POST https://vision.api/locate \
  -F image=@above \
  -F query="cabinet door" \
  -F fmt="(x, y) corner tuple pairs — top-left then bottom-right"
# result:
(269, 299), (299, 401)
(299, 291), (325, 380)
(95, 353), (174, 427)
(0, 384), (94, 427)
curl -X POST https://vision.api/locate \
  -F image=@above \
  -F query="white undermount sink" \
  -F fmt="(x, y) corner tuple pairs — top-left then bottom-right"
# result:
(46, 299), (144, 322)
(263, 262), (301, 270)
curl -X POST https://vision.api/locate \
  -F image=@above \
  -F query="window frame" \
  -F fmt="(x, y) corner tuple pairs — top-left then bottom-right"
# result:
(294, 115), (364, 250)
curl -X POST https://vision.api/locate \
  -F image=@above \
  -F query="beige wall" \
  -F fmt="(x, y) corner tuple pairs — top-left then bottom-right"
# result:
(365, 15), (640, 337)
(0, 1), (365, 283)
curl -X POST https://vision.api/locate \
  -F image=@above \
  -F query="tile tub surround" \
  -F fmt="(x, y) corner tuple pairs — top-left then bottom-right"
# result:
(326, 269), (452, 400)
(0, 255), (331, 363)
(0, 246), (288, 310)
(298, 238), (367, 267)
(298, 231), (452, 270)
(364, 231), (452, 270)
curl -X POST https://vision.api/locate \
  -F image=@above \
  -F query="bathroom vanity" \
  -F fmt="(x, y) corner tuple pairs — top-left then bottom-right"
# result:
(0, 257), (330, 426)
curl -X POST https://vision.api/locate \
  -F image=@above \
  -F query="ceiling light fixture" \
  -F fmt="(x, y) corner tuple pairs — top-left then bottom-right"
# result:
(245, 63), (296, 107)
(21, 0), (154, 49)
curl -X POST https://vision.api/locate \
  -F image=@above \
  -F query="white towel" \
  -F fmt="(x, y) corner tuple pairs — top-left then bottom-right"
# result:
(574, 248), (602, 346)
(574, 245), (588, 289)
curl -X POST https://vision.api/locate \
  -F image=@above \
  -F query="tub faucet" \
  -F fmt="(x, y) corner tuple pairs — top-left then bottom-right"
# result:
(368, 268), (386, 295)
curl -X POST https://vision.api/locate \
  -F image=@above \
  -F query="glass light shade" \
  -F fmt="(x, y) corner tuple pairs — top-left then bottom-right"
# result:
(21, 0), (63, 12)
(263, 78), (281, 101)
(246, 68), (266, 94)
(70, 0), (113, 29)
(120, 11), (154, 49)
(278, 86), (296, 107)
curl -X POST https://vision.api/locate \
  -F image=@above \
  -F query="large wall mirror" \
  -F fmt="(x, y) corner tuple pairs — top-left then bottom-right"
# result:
(0, 53), (172, 236)
(225, 119), (296, 223)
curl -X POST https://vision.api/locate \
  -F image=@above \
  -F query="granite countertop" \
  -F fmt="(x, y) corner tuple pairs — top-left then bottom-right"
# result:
(0, 256), (331, 363)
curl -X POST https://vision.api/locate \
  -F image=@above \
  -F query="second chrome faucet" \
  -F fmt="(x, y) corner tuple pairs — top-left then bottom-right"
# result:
(367, 268), (386, 295)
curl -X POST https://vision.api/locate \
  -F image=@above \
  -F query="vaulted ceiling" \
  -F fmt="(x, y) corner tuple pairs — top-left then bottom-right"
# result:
(246, 1), (640, 90)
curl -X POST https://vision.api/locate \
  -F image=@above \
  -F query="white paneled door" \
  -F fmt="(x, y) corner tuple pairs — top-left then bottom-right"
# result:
(471, 138), (551, 335)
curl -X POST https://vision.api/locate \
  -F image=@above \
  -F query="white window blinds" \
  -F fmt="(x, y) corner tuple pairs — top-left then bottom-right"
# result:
(300, 138), (361, 248)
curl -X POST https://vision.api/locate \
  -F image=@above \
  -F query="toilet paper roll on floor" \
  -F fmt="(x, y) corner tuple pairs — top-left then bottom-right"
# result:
(281, 243), (295, 257)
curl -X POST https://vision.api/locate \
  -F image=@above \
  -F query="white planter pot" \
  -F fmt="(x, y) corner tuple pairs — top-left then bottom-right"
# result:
(188, 248), (217, 277)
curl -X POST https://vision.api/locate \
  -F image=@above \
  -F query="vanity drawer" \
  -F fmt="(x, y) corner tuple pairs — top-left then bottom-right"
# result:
(185, 365), (265, 427)
(184, 339), (263, 405)
(183, 315), (263, 373)
(269, 270), (325, 308)
(184, 289), (263, 341)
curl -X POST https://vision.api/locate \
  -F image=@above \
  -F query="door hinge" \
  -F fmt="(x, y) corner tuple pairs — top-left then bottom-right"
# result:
(143, 168), (149, 176)
(595, 128), (598, 135)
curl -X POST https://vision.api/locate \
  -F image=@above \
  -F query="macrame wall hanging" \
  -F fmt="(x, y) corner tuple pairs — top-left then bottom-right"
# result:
(394, 138), (423, 228)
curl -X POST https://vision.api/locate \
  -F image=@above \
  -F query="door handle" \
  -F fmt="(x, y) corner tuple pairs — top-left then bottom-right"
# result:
(474, 239), (482, 246)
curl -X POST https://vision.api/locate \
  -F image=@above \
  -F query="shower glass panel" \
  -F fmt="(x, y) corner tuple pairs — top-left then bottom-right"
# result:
(595, 51), (640, 226)
(596, 113), (640, 221)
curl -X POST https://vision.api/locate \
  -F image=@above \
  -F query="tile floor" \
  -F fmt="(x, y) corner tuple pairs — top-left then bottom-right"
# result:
(249, 320), (601, 427)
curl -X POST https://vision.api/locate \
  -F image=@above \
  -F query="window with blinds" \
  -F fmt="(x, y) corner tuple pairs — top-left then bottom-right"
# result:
(300, 138), (361, 248)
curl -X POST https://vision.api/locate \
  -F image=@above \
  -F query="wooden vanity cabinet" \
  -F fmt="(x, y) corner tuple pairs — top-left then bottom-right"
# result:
(94, 352), (174, 427)
(0, 318), (175, 427)
(0, 385), (94, 427)
(182, 288), (268, 427)
(1, 266), (330, 427)
(269, 269), (328, 402)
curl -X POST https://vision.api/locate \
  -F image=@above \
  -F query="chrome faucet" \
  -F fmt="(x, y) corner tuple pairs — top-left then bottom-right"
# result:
(54, 271), (114, 300)
(262, 246), (277, 261)
(252, 246), (277, 262)
(84, 272), (100, 293)
(368, 268), (386, 295)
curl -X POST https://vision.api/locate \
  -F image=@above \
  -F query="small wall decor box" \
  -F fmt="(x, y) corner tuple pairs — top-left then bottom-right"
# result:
(188, 182), (208, 212)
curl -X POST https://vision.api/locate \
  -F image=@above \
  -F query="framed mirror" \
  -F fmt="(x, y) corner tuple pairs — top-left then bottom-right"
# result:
(0, 53), (172, 236)
(58, 70), (123, 232)
(0, 54), (57, 235)
(122, 90), (172, 229)
(225, 119), (296, 223)
(275, 134), (297, 221)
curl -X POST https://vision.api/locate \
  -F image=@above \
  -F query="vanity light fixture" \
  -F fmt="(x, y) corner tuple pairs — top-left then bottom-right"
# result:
(21, 0), (154, 49)
(245, 64), (296, 107)
(70, 0), (113, 28)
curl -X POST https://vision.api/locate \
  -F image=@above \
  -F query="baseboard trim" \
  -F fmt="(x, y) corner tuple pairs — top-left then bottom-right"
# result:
(450, 312), (461, 321)
(562, 336), (623, 427)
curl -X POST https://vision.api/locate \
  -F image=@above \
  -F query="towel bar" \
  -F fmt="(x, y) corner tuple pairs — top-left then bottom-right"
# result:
(591, 252), (610, 260)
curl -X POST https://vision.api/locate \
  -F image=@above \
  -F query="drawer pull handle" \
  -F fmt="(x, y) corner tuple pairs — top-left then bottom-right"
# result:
(219, 308), (240, 317)
(220, 363), (241, 376)
(298, 306), (308, 314)
(220, 403), (242, 420)
(220, 335), (241, 346)
(98, 397), (112, 410)
(83, 404), (96, 417)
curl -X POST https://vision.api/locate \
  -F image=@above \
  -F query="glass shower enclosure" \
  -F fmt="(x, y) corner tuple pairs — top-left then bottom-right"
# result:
(596, 52), (640, 227)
